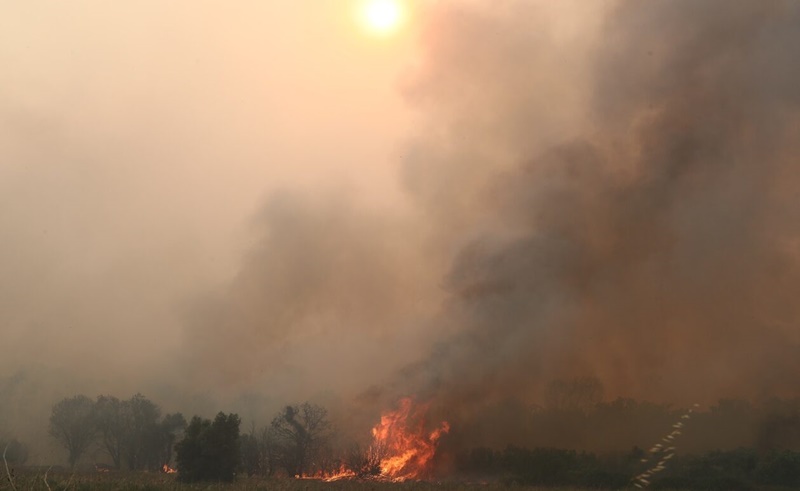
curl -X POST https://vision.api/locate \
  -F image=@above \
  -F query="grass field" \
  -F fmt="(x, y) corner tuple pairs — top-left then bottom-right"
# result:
(1, 470), (600, 491)
(8, 470), (796, 491)
(7, 468), (800, 491)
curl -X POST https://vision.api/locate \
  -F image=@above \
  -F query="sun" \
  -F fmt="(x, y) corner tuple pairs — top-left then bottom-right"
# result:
(361, 0), (404, 35)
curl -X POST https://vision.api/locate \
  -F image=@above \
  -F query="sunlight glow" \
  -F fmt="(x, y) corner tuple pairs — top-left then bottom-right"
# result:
(361, 0), (404, 35)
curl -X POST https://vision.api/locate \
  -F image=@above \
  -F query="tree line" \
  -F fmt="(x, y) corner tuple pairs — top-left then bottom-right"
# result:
(172, 402), (339, 482)
(48, 393), (186, 470)
(453, 445), (800, 489)
(39, 381), (800, 484)
(46, 394), (337, 483)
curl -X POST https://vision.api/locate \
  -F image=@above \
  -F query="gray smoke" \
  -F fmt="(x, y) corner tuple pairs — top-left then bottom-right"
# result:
(394, 0), (800, 414)
(182, 0), (800, 412)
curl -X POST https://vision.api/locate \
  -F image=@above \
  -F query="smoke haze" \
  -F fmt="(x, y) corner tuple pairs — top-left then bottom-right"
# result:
(2, 0), (800, 463)
(396, 0), (800, 415)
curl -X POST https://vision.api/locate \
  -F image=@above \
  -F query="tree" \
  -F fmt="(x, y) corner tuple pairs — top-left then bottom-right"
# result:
(175, 412), (241, 482)
(240, 424), (278, 477)
(95, 395), (125, 469)
(49, 395), (97, 468)
(121, 393), (161, 471)
(155, 413), (187, 469)
(269, 403), (332, 476)
(240, 425), (265, 476)
(95, 393), (181, 471)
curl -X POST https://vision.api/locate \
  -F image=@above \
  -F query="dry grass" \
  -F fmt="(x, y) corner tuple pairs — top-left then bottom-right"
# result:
(2, 470), (612, 491)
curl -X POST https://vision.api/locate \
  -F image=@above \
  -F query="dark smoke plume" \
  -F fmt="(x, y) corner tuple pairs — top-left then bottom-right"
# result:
(183, 0), (800, 417)
(392, 0), (800, 418)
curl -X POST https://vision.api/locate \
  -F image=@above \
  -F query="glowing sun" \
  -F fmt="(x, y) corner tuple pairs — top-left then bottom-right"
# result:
(361, 0), (404, 35)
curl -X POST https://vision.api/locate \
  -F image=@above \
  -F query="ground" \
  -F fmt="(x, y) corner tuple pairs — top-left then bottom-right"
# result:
(4, 469), (797, 491)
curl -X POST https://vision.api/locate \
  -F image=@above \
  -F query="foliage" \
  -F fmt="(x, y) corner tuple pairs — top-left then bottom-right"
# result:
(95, 395), (126, 469)
(49, 393), (184, 472)
(175, 412), (241, 482)
(49, 395), (98, 468)
(95, 394), (186, 471)
(156, 412), (188, 470)
(121, 393), (162, 471)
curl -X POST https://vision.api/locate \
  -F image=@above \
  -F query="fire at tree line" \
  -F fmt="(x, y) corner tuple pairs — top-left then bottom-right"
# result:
(2, 379), (800, 489)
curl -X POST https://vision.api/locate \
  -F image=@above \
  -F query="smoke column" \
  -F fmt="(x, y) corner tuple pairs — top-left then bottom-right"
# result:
(393, 0), (800, 414)
(184, 0), (800, 412)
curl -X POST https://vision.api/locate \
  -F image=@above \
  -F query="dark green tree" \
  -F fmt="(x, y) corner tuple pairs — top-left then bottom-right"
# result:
(175, 412), (241, 482)
(49, 395), (97, 468)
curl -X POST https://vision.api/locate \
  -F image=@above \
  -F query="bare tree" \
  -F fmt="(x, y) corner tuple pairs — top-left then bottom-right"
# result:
(270, 403), (332, 476)
(49, 395), (97, 468)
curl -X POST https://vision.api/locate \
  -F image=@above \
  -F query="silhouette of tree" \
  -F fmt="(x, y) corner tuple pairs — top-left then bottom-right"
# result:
(95, 395), (125, 469)
(120, 393), (161, 470)
(269, 402), (332, 476)
(49, 395), (97, 468)
(95, 393), (183, 470)
(156, 413), (187, 469)
(175, 412), (241, 482)
(240, 424), (277, 476)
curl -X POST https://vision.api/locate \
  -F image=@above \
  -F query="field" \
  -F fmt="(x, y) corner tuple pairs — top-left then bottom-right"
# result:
(6, 469), (797, 491)
(1, 470), (591, 491)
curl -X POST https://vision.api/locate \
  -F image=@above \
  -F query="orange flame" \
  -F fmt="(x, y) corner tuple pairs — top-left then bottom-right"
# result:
(370, 397), (450, 481)
(162, 463), (177, 474)
(298, 465), (357, 481)
(298, 398), (449, 482)
(305, 465), (358, 481)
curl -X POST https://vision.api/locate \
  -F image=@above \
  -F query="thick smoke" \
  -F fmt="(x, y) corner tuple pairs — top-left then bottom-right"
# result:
(181, 189), (444, 399)
(5, 0), (800, 463)
(394, 0), (800, 417)
(183, 0), (800, 412)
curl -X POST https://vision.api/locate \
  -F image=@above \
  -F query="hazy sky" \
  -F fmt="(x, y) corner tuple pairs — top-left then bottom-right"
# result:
(1, 0), (420, 374)
(4, 0), (799, 465)
(0, 3), (438, 459)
